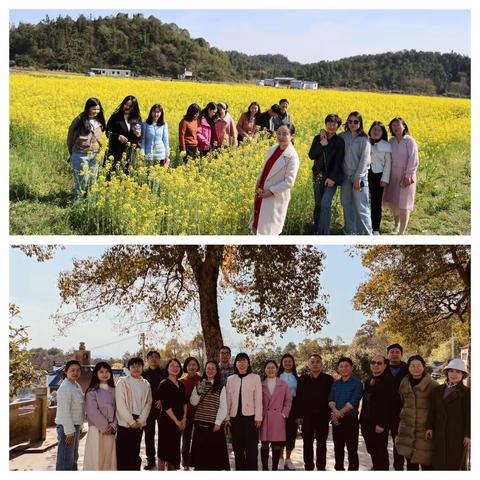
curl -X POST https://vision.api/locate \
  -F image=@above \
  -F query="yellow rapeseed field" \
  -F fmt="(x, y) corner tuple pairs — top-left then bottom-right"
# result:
(10, 72), (470, 235)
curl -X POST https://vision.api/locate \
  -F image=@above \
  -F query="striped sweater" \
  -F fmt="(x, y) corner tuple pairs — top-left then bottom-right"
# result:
(190, 381), (227, 425)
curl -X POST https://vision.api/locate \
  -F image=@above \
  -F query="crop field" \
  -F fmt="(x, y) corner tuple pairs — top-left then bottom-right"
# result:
(10, 72), (470, 235)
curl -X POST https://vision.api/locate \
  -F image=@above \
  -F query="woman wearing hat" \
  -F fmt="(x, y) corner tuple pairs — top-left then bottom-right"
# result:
(250, 124), (300, 235)
(395, 355), (437, 470)
(426, 358), (470, 470)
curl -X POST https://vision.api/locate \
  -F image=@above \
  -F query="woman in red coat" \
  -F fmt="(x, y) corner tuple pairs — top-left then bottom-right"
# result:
(260, 360), (292, 470)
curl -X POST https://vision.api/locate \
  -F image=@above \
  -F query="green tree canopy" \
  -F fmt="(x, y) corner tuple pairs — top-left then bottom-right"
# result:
(46, 245), (328, 359)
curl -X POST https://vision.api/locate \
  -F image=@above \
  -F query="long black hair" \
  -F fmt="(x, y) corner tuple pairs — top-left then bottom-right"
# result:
(74, 97), (106, 135)
(233, 352), (253, 375)
(184, 103), (201, 121)
(245, 101), (261, 119)
(86, 362), (115, 392)
(368, 121), (388, 144)
(146, 104), (165, 125)
(200, 102), (217, 127)
(278, 353), (298, 378)
(113, 95), (142, 123)
(201, 360), (222, 393)
(345, 111), (367, 137)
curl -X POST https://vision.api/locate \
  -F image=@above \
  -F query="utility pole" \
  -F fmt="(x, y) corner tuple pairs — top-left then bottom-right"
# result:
(140, 333), (146, 360)
(450, 326), (455, 359)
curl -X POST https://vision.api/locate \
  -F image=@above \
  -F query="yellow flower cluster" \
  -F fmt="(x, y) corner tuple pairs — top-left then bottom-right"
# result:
(10, 72), (470, 235)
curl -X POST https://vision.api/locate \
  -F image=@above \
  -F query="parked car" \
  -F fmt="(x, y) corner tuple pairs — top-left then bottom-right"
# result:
(430, 360), (446, 379)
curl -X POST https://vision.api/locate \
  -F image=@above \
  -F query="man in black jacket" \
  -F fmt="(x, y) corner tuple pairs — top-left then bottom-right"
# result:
(308, 113), (345, 235)
(387, 343), (409, 470)
(296, 354), (333, 470)
(256, 104), (281, 134)
(141, 350), (166, 469)
(360, 355), (394, 470)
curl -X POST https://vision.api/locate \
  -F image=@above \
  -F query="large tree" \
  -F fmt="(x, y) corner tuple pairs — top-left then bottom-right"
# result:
(45, 245), (328, 359)
(9, 304), (41, 398)
(353, 245), (470, 347)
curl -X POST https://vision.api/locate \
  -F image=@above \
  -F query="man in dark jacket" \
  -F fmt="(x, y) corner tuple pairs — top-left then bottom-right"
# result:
(272, 98), (291, 131)
(141, 350), (166, 469)
(257, 104), (281, 134)
(387, 343), (409, 470)
(308, 113), (345, 234)
(296, 353), (333, 470)
(360, 355), (395, 470)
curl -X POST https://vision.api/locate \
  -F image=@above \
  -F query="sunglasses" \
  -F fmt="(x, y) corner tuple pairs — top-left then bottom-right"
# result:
(348, 119), (360, 125)
(370, 360), (384, 366)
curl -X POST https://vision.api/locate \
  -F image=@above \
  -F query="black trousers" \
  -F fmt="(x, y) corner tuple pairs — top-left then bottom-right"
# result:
(184, 145), (198, 163)
(301, 414), (330, 470)
(285, 413), (298, 451)
(368, 169), (384, 232)
(332, 415), (359, 470)
(230, 415), (258, 470)
(116, 424), (144, 470)
(181, 415), (195, 468)
(261, 441), (284, 470)
(390, 417), (405, 470)
(361, 423), (389, 470)
(143, 411), (160, 465)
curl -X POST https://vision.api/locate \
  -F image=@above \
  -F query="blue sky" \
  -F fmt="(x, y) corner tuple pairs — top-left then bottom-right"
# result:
(9, 10), (470, 63)
(10, 245), (370, 358)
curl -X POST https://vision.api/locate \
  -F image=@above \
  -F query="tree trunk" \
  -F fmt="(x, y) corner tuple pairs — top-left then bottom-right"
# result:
(187, 246), (224, 360)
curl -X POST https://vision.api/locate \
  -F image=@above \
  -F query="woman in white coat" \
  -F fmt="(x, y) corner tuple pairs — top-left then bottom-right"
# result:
(250, 124), (300, 235)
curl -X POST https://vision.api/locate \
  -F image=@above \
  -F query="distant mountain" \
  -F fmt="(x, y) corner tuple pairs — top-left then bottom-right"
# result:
(10, 13), (470, 96)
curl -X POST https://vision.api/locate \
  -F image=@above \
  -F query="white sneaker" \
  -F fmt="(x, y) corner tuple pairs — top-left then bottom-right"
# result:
(284, 459), (296, 470)
(373, 231), (380, 235)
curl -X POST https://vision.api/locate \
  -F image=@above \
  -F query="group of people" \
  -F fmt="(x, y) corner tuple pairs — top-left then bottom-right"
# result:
(308, 112), (418, 236)
(54, 343), (469, 471)
(67, 95), (418, 235)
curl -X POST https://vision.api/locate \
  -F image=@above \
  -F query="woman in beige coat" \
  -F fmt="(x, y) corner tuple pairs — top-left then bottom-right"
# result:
(395, 355), (437, 470)
(250, 124), (300, 235)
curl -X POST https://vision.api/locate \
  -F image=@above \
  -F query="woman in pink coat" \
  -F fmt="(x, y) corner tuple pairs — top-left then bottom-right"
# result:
(382, 116), (419, 234)
(260, 360), (292, 470)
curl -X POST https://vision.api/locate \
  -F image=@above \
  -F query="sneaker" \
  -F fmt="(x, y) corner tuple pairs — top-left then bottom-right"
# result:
(284, 459), (296, 470)
(373, 231), (380, 235)
(278, 458), (285, 470)
(144, 462), (156, 470)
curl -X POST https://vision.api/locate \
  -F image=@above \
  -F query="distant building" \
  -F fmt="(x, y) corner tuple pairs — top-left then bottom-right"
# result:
(290, 80), (304, 89)
(47, 342), (127, 393)
(273, 77), (296, 88)
(290, 80), (319, 90)
(74, 342), (91, 365)
(89, 68), (132, 78)
(260, 77), (318, 90)
(178, 68), (193, 80)
(263, 78), (278, 87)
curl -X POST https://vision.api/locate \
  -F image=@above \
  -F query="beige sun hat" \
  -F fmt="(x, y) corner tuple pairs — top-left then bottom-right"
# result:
(444, 358), (468, 375)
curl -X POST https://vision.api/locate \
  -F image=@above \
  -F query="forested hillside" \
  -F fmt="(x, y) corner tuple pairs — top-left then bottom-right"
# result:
(10, 13), (470, 96)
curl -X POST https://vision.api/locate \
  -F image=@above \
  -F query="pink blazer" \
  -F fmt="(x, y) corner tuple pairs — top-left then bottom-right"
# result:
(226, 373), (263, 421)
(260, 378), (292, 441)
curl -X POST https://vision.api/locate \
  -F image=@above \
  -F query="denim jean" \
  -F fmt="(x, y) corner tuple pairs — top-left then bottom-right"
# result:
(313, 175), (337, 235)
(341, 174), (372, 235)
(56, 424), (81, 470)
(70, 151), (98, 198)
